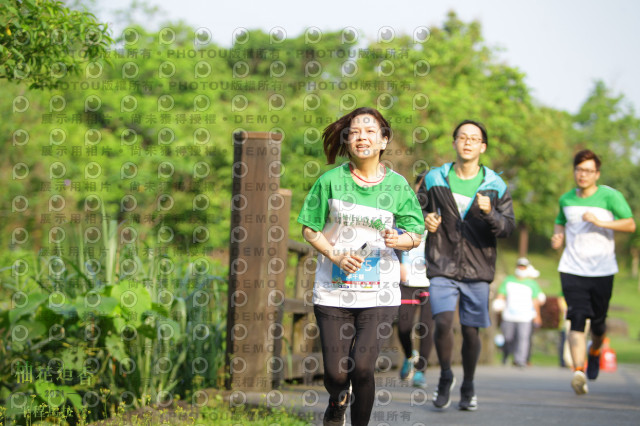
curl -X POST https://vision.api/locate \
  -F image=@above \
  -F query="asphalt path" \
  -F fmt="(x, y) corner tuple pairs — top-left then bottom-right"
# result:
(244, 364), (640, 425)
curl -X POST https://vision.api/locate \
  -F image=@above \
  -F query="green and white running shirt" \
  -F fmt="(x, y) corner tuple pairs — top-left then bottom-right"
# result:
(498, 275), (542, 323)
(298, 163), (424, 308)
(555, 185), (633, 276)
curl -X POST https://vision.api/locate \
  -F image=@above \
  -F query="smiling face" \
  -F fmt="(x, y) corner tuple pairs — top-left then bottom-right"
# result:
(453, 123), (486, 163)
(346, 114), (388, 161)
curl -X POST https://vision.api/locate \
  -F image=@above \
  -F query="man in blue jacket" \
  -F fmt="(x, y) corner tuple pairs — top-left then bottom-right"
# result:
(418, 120), (515, 411)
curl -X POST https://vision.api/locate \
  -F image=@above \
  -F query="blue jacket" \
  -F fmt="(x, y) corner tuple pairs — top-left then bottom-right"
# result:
(417, 163), (515, 282)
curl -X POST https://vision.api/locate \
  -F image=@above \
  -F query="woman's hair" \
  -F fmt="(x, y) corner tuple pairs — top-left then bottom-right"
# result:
(573, 149), (601, 170)
(322, 107), (391, 164)
(452, 119), (489, 146)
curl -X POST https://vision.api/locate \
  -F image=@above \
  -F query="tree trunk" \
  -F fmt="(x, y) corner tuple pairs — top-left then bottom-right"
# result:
(632, 248), (640, 292)
(518, 223), (529, 258)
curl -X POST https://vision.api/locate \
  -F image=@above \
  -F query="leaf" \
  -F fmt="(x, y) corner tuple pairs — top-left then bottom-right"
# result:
(111, 280), (152, 316)
(0, 310), (8, 330)
(60, 344), (87, 372)
(137, 323), (156, 339)
(13, 318), (47, 341)
(35, 380), (82, 410)
(106, 334), (128, 361)
(157, 317), (182, 341)
(150, 302), (170, 318)
(74, 295), (119, 319)
(113, 316), (126, 333)
(9, 292), (47, 324)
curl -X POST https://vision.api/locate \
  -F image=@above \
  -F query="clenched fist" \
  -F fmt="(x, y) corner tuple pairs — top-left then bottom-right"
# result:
(476, 193), (492, 214)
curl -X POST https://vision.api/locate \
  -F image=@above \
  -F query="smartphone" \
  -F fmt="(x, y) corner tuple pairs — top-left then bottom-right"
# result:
(355, 242), (373, 259)
(434, 207), (441, 219)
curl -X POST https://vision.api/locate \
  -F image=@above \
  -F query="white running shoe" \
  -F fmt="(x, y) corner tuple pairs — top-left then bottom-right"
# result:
(571, 370), (588, 395)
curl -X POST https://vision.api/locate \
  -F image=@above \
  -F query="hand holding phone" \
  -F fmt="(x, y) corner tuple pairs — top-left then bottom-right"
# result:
(356, 242), (372, 259)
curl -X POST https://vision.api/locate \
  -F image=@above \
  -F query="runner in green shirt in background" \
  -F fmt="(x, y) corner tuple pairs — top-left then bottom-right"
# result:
(551, 149), (636, 395)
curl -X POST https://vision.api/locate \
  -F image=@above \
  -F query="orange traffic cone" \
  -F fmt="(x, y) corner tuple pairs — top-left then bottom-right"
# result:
(600, 338), (617, 372)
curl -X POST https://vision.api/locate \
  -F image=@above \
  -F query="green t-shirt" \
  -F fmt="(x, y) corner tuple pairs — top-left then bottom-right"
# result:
(555, 185), (633, 276)
(297, 163), (425, 308)
(448, 166), (484, 217)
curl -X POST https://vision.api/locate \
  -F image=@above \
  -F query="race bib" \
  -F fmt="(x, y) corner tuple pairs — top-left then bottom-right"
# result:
(331, 255), (381, 291)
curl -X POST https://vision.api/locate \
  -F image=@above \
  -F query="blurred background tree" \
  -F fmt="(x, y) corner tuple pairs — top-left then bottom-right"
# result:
(0, 0), (113, 89)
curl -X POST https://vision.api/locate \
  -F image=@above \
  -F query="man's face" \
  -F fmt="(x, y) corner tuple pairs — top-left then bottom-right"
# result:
(574, 159), (600, 190)
(453, 123), (486, 163)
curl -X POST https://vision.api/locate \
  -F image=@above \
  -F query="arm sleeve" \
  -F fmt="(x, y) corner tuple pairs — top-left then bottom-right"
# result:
(555, 201), (567, 225)
(530, 281), (541, 298)
(395, 182), (426, 234)
(484, 187), (516, 238)
(297, 178), (329, 232)
(610, 189), (633, 220)
(497, 279), (507, 295)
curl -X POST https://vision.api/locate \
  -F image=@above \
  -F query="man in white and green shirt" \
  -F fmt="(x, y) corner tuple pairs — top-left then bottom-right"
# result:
(551, 149), (636, 395)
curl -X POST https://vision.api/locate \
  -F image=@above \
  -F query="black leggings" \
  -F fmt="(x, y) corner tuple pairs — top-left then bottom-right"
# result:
(314, 305), (397, 426)
(433, 311), (481, 385)
(397, 286), (433, 371)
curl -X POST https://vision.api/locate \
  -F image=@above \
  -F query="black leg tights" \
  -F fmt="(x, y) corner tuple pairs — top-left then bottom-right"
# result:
(434, 311), (480, 385)
(461, 324), (481, 386)
(397, 302), (417, 359)
(415, 299), (433, 371)
(397, 290), (434, 372)
(434, 311), (455, 373)
(314, 305), (397, 426)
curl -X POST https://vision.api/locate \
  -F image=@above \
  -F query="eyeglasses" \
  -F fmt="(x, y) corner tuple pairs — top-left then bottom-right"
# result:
(456, 135), (483, 144)
(574, 167), (598, 175)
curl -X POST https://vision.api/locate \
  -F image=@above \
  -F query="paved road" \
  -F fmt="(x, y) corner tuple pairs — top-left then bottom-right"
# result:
(244, 364), (640, 425)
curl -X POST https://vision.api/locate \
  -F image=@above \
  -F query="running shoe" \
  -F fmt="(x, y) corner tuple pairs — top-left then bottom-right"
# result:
(433, 375), (456, 409)
(322, 392), (349, 426)
(458, 382), (478, 411)
(571, 370), (588, 395)
(400, 350), (418, 381)
(458, 394), (478, 411)
(586, 352), (600, 380)
(412, 371), (427, 389)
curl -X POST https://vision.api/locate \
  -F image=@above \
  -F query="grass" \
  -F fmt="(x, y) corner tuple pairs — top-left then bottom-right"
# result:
(83, 399), (311, 426)
(495, 350), (560, 367)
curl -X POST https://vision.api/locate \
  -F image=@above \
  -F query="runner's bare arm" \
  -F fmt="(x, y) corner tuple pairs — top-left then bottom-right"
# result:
(582, 214), (636, 233)
(551, 224), (565, 250)
(302, 225), (364, 274)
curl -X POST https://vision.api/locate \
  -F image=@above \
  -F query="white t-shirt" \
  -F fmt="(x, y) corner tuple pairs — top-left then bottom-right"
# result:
(400, 231), (430, 287)
(498, 275), (542, 323)
(555, 186), (633, 276)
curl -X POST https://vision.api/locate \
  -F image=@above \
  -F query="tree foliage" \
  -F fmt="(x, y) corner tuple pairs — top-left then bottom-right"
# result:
(3, 7), (640, 422)
(572, 80), (640, 249)
(0, 0), (112, 89)
(1, 10), (637, 253)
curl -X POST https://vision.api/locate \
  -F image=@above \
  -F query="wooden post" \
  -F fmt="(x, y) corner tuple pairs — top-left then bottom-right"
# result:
(226, 131), (284, 391)
(293, 251), (319, 385)
(269, 188), (291, 389)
